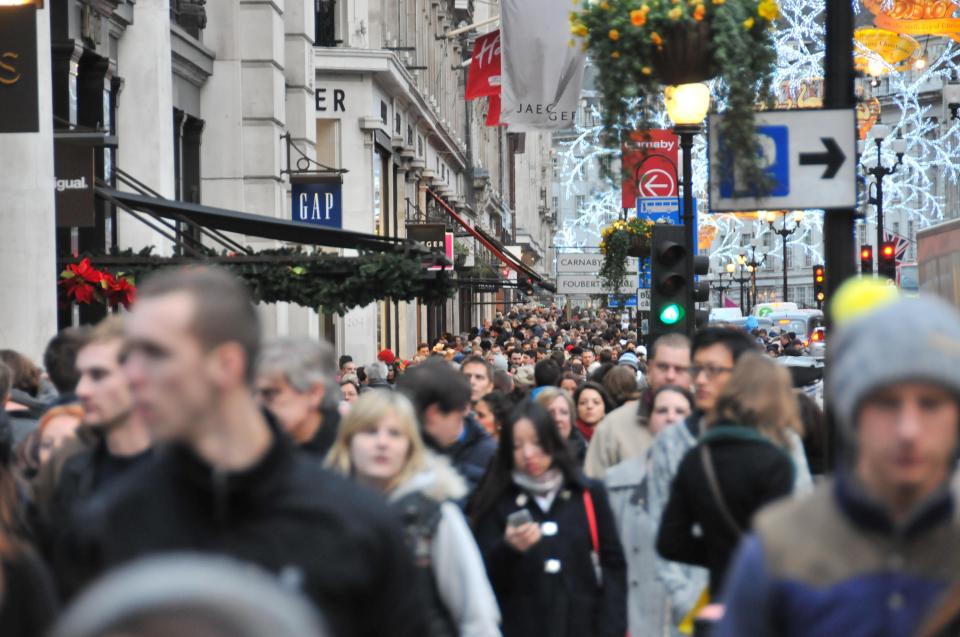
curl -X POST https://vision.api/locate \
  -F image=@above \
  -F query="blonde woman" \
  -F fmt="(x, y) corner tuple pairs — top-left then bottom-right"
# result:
(327, 391), (501, 637)
(656, 352), (803, 599)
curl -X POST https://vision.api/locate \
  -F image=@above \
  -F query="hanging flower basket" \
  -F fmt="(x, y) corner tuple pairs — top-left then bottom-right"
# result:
(627, 234), (651, 258)
(571, 0), (781, 192)
(600, 218), (653, 297)
(650, 21), (716, 86)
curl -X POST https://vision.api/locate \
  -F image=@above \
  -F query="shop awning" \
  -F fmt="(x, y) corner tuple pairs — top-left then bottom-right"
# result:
(97, 186), (420, 254)
(426, 188), (554, 291)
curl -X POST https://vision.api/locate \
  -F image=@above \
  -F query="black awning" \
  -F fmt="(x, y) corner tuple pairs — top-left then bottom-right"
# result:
(97, 187), (418, 254)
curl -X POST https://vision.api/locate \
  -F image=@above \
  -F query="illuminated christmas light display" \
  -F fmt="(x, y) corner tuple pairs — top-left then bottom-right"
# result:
(555, 0), (960, 270)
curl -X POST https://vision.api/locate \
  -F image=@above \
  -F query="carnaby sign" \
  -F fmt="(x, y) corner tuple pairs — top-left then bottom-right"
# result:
(622, 130), (680, 209)
(54, 142), (95, 227)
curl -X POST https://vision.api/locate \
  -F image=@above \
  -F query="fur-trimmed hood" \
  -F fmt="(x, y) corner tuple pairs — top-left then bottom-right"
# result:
(389, 452), (468, 504)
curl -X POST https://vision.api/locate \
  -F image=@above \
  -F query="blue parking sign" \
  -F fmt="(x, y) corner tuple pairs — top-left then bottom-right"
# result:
(718, 125), (790, 199)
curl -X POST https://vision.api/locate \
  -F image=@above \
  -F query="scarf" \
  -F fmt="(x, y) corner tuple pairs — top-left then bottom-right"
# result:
(576, 418), (596, 442)
(512, 467), (564, 496)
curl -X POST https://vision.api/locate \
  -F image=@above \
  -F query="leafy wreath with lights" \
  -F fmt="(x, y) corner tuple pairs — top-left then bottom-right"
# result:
(572, 0), (780, 189)
(58, 247), (458, 315)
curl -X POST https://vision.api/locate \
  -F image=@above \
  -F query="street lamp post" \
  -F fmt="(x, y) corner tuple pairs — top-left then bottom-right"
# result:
(727, 262), (753, 314)
(714, 267), (734, 307)
(759, 210), (802, 302)
(860, 124), (906, 257)
(739, 242), (765, 312)
(665, 83), (710, 336)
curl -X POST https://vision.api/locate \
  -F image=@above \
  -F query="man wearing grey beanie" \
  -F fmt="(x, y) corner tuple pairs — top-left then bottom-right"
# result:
(717, 295), (960, 637)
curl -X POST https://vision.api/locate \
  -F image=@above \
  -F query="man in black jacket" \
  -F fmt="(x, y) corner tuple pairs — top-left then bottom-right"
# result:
(397, 359), (496, 492)
(63, 267), (427, 637)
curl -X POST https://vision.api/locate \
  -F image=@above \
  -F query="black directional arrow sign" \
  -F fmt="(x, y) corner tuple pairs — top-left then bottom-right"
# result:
(799, 137), (846, 179)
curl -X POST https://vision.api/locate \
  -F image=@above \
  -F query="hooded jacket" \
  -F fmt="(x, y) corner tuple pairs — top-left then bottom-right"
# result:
(389, 454), (501, 637)
(62, 413), (428, 637)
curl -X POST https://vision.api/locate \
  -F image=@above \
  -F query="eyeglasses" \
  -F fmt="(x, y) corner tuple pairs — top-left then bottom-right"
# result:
(689, 364), (734, 380)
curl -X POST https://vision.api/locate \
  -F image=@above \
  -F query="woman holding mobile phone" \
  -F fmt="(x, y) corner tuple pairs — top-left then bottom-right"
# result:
(327, 391), (501, 637)
(468, 401), (626, 637)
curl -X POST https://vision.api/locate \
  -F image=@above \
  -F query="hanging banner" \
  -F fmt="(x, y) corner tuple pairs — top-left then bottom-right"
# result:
(500, 0), (585, 130)
(0, 5), (39, 133)
(486, 94), (503, 126)
(465, 30), (501, 100)
(54, 141), (95, 227)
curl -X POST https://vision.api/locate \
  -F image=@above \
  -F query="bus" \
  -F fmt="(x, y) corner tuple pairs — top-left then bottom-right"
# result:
(918, 218), (960, 307)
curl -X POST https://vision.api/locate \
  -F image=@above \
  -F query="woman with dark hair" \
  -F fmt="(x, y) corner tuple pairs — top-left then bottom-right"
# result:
(573, 382), (615, 443)
(469, 401), (626, 637)
(474, 392), (514, 440)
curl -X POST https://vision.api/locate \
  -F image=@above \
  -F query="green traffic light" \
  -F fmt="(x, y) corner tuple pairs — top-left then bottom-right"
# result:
(659, 303), (684, 325)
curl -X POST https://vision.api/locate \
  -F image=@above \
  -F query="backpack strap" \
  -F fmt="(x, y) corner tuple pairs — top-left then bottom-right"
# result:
(699, 445), (743, 537)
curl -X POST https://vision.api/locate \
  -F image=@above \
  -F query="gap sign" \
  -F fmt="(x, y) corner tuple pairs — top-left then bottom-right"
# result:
(291, 178), (342, 228)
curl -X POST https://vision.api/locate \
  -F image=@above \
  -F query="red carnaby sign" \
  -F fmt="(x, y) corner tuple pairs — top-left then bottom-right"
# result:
(465, 30), (501, 100)
(621, 130), (680, 209)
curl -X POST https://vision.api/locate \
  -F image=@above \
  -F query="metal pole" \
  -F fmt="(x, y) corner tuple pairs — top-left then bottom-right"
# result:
(751, 268), (757, 313)
(782, 231), (788, 302)
(875, 155), (884, 258)
(822, 0), (856, 320)
(739, 275), (745, 312)
(677, 126), (697, 337)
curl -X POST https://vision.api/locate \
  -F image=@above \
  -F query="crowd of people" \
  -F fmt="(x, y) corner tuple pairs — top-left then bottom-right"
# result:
(1, 267), (960, 636)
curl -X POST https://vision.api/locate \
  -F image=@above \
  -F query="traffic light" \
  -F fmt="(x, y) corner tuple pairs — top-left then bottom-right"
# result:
(813, 264), (825, 309)
(650, 224), (691, 342)
(860, 246), (874, 275)
(878, 242), (897, 280)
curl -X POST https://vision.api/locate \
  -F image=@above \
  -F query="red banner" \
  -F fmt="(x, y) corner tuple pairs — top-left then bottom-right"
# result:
(466, 30), (501, 100)
(486, 94), (504, 126)
(621, 130), (680, 209)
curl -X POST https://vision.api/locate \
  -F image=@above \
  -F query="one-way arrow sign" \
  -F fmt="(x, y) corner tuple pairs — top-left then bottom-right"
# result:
(799, 137), (846, 179)
(708, 108), (857, 212)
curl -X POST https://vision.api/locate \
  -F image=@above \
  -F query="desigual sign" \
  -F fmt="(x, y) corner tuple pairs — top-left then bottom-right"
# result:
(0, 5), (38, 133)
(54, 142), (94, 227)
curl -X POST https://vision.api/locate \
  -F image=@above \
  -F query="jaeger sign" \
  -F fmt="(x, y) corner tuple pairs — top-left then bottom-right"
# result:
(0, 5), (38, 133)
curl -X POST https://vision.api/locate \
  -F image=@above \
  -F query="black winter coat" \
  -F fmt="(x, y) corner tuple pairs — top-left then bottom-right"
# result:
(656, 424), (794, 594)
(63, 415), (428, 637)
(0, 548), (57, 637)
(437, 415), (496, 492)
(473, 478), (627, 637)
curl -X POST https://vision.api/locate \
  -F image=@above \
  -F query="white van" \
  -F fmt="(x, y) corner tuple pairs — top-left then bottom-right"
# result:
(751, 302), (799, 318)
(708, 307), (744, 322)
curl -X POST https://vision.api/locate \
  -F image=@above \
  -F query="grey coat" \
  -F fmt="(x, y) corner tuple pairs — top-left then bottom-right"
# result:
(605, 453), (680, 637)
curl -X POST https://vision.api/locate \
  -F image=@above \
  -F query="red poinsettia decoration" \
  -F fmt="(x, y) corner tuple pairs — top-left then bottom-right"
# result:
(59, 259), (137, 309)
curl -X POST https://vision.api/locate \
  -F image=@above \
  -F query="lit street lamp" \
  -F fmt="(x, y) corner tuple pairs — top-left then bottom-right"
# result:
(759, 210), (802, 302)
(860, 124), (906, 264)
(664, 82), (710, 335)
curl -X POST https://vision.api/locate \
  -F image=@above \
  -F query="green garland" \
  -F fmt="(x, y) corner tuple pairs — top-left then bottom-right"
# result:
(62, 247), (458, 316)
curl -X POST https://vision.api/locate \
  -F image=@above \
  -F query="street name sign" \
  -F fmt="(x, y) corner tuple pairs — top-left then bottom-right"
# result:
(557, 274), (639, 295)
(708, 109), (857, 212)
(558, 253), (638, 275)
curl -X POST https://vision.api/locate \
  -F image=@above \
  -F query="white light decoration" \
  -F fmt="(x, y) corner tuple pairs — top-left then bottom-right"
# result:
(555, 0), (960, 271)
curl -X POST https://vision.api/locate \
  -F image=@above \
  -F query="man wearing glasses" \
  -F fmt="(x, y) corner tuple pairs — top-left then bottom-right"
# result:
(645, 327), (761, 627)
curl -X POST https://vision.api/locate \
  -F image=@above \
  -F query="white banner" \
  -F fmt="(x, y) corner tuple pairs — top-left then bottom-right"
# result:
(500, 0), (586, 130)
(557, 275), (638, 295)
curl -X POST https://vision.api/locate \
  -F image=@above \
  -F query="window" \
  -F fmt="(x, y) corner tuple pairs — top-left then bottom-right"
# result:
(857, 223), (867, 247)
(314, 0), (338, 47)
(380, 101), (388, 124)
(908, 220), (916, 260)
(575, 195), (586, 212)
(395, 113), (402, 135)
(552, 196), (558, 211)
(407, 124), (414, 147)
(804, 250), (812, 267)
(418, 135), (424, 157)
(171, 0), (206, 38)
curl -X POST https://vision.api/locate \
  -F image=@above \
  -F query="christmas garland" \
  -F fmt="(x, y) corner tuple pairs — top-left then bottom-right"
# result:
(59, 247), (458, 315)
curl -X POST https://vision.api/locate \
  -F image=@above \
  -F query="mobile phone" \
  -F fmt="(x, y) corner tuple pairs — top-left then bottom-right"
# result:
(506, 509), (534, 528)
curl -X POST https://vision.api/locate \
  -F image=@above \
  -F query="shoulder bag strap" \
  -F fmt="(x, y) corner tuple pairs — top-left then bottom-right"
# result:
(582, 488), (599, 553)
(699, 445), (743, 538)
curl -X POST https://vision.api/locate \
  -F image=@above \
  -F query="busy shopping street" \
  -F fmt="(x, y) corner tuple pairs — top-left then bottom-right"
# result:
(3, 0), (960, 636)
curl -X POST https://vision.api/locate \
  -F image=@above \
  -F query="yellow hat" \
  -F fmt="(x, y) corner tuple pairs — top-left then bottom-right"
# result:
(830, 277), (900, 327)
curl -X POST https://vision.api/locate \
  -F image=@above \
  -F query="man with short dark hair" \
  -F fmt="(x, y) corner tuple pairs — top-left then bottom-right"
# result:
(398, 359), (495, 491)
(64, 267), (427, 637)
(43, 326), (92, 406)
(460, 355), (494, 406)
(530, 359), (562, 399)
(718, 296), (960, 637)
(337, 355), (355, 380)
